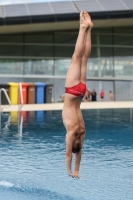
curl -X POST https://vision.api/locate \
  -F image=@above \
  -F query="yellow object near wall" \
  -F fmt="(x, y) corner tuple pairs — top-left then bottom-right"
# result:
(10, 111), (18, 124)
(8, 82), (18, 105)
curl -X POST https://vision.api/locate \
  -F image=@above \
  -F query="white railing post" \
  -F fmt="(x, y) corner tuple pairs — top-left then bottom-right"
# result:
(18, 83), (24, 134)
(19, 115), (23, 137)
(19, 83), (23, 105)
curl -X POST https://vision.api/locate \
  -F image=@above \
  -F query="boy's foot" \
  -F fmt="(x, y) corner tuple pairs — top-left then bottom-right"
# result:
(80, 11), (89, 28)
(83, 11), (93, 28)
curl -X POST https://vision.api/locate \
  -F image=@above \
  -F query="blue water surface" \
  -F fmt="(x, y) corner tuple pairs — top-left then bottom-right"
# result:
(0, 109), (133, 200)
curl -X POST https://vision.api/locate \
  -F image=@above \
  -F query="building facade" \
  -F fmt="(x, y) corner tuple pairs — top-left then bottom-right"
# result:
(0, 1), (133, 102)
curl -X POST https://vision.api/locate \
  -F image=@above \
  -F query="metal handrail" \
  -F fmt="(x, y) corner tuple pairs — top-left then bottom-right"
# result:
(18, 83), (23, 105)
(18, 83), (23, 135)
(0, 88), (11, 106)
(19, 115), (23, 137)
(0, 88), (11, 134)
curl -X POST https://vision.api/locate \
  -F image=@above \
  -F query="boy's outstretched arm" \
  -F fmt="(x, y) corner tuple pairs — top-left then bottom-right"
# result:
(66, 133), (75, 175)
(72, 151), (82, 178)
(72, 133), (85, 178)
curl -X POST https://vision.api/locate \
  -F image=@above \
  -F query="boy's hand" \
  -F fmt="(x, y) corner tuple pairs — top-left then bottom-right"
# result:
(71, 171), (80, 178)
(68, 171), (73, 177)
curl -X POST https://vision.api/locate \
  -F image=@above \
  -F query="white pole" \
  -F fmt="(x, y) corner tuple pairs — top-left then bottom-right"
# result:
(19, 83), (23, 105)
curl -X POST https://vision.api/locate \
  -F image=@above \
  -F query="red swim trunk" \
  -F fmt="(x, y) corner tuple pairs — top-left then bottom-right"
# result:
(65, 82), (86, 97)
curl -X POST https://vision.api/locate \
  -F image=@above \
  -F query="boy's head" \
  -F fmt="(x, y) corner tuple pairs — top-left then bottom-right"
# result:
(72, 138), (81, 153)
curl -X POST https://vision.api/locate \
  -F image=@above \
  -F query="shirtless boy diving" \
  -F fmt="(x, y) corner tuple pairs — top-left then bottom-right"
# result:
(62, 11), (93, 178)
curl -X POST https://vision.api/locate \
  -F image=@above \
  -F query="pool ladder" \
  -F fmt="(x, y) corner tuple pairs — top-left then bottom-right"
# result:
(18, 83), (24, 137)
(0, 88), (11, 107)
(0, 84), (24, 135)
(0, 88), (11, 134)
(0, 83), (23, 108)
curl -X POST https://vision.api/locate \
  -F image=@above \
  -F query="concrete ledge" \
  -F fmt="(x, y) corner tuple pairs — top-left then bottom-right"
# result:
(0, 101), (133, 112)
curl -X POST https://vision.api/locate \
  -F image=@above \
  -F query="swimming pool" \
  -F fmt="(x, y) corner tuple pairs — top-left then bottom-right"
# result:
(0, 109), (133, 200)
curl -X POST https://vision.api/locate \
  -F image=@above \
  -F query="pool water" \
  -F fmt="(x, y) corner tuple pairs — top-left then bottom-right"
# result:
(0, 109), (133, 200)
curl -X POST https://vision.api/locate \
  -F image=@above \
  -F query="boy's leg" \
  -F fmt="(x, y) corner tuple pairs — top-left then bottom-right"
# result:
(80, 12), (93, 84)
(65, 12), (88, 88)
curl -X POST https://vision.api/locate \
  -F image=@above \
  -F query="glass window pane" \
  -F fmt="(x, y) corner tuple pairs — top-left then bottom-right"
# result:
(100, 47), (113, 57)
(54, 46), (74, 57)
(114, 35), (133, 46)
(0, 59), (23, 74)
(91, 35), (112, 46)
(92, 28), (112, 45)
(90, 47), (113, 58)
(24, 59), (54, 75)
(25, 45), (53, 57)
(114, 27), (133, 35)
(91, 35), (97, 45)
(96, 28), (112, 35)
(25, 32), (53, 43)
(54, 59), (71, 75)
(99, 35), (112, 45)
(54, 79), (65, 102)
(115, 81), (132, 101)
(54, 32), (77, 44)
(114, 47), (133, 57)
(114, 56), (133, 77)
(0, 34), (23, 43)
(0, 45), (23, 56)
(90, 47), (97, 58)
(87, 58), (113, 77)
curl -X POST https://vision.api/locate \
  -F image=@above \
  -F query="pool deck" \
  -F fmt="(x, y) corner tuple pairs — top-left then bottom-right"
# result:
(0, 101), (133, 112)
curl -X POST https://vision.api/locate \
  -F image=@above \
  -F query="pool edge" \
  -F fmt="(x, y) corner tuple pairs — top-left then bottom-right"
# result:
(1, 101), (133, 112)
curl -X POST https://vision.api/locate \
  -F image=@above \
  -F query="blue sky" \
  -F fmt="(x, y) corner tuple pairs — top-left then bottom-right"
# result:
(0, 0), (72, 5)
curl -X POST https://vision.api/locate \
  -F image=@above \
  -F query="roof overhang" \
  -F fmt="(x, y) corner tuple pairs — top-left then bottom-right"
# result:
(0, 0), (133, 34)
(0, 18), (133, 34)
(0, 17), (133, 34)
